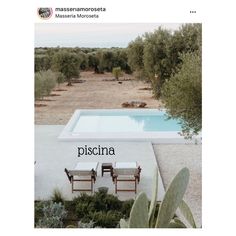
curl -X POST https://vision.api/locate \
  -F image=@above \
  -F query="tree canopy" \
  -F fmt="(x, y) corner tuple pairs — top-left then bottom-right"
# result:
(35, 70), (57, 100)
(52, 51), (81, 85)
(127, 37), (145, 79)
(125, 24), (202, 99)
(143, 28), (172, 98)
(161, 52), (202, 137)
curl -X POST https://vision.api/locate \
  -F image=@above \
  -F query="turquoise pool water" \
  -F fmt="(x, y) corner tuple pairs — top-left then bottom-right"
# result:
(72, 111), (182, 133)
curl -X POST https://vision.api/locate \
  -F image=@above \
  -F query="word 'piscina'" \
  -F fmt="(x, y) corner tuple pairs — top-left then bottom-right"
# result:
(78, 145), (115, 157)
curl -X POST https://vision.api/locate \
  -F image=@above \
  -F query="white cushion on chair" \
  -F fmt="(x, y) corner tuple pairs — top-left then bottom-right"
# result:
(113, 162), (139, 176)
(74, 162), (98, 171)
(114, 162), (137, 169)
(69, 162), (98, 176)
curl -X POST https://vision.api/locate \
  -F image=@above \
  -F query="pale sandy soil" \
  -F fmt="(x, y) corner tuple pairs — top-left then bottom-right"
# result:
(153, 144), (202, 227)
(35, 71), (162, 124)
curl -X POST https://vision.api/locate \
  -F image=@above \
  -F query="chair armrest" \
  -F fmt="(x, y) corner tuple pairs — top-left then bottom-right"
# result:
(91, 169), (96, 182)
(64, 168), (72, 183)
(112, 174), (118, 182)
(135, 166), (142, 182)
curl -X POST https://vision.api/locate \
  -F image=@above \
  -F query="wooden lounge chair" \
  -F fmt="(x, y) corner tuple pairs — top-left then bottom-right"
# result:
(112, 162), (141, 194)
(65, 162), (98, 193)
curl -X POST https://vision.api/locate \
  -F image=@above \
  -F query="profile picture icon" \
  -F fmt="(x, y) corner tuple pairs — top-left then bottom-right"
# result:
(37, 8), (53, 19)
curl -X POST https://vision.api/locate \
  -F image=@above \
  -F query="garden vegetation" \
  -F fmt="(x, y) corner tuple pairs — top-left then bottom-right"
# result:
(35, 188), (134, 228)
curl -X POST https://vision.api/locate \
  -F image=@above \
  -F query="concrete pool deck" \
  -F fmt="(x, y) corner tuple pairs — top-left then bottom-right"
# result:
(35, 125), (165, 201)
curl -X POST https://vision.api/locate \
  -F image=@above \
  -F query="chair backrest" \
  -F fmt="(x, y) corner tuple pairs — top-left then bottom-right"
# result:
(64, 168), (72, 183)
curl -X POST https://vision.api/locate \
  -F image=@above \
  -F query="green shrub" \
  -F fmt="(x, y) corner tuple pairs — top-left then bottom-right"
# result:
(112, 67), (123, 80)
(92, 211), (122, 228)
(35, 201), (47, 224)
(64, 201), (78, 225)
(35, 201), (67, 228)
(91, 187), (121, 211)
(62, 190), (134, 228)
(51, 188), (65, 204)
(93, 195), (107, 211)
(121, 199), (134, 217)
(64, 200), (76, 214)
(104, 194), (122, 211)
(75, 202), (90, 218)
(73, 193), (97, 218)
(78, 220), (94, 228)
(97, 186), (108, 194)
(73, 193), (93, 205)
(87, 201), (96, 213)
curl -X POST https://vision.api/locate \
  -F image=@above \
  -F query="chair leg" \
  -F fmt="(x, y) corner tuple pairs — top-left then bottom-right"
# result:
(115, 179), (117, 194)
(71, 177), (74, 193)
(91, 178), (93, 193)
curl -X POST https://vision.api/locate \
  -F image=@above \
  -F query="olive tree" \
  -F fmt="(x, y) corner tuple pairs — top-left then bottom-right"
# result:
(95, 50), (105, 74)
(143, 28), (172, 98)
(168, 23), (202, 73)
(35, 54), (51, 72)
(127, 36), (145, 79)
(162, 52), (201, 138)
(43, 70), (57, 96)
(56, 72), (65, 87)
(34, 70), (57, 100)
(35, 72), (44, 100)
(52, 51), (80, 86)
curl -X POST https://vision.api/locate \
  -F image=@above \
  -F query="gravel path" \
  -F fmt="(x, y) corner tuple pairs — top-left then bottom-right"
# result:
(152, 144), (202, 227)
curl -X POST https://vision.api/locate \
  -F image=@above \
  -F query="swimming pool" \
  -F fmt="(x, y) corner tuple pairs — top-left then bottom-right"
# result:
(72, 111), (181, 133)
(58, 109), (201, 143)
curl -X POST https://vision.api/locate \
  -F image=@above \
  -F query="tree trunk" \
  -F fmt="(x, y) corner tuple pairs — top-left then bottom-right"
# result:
(67, 78), (72, 86)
